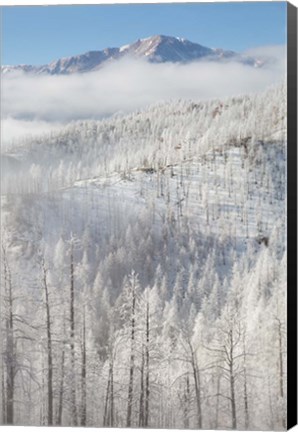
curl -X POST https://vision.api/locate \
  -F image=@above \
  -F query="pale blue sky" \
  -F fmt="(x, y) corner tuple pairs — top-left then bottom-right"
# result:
(2, 2), (287, 65)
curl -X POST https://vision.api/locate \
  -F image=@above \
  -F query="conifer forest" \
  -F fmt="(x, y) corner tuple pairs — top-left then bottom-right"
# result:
(1, 60), (286, 428)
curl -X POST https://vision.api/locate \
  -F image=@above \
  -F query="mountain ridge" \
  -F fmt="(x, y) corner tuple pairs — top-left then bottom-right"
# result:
(2, 34), (262, 75)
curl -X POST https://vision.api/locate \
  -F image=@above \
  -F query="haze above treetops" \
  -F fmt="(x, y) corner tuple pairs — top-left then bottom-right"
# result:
(1, 34), (286, 147)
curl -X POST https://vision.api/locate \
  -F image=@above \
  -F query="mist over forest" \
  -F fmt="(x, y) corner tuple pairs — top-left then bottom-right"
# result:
(1, 41), (286, 429)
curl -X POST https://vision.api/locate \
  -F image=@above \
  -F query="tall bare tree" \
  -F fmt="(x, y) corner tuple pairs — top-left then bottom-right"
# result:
(2, 244), (15, 425)
(41, 258), (53, 425)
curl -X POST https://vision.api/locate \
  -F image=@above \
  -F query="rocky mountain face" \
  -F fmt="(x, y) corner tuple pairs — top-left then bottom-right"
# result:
(2, 35), (261, 75)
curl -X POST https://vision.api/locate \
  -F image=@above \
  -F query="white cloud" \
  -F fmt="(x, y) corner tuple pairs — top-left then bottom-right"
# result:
(243, 44), (286, 71)
(2, 45), (286, 144)
(244, 44), (286, 61)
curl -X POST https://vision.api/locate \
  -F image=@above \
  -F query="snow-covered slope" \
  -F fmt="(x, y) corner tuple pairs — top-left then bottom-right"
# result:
(2, 35), (261, 75)
(0, 84), (286, 429)
(1, 84), (285, 189)
(1, 83), (286, 295)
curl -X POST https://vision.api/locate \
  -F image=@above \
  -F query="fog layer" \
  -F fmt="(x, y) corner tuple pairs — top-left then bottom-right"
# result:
(2, 45), (285, 144)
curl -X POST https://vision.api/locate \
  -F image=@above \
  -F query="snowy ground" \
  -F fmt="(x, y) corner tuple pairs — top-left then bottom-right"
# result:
(55, 143), (284, 250)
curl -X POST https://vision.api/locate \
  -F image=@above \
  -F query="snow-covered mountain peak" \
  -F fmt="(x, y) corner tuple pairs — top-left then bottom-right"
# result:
(2, 35), (261, 75)
(120, 35), (214, 62)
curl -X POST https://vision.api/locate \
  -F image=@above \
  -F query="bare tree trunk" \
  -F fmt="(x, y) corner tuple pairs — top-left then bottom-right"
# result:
(183, 374), (190, 429)
(243, 372), (249, 429)
(109, 358), (114, 427)
(139, 348), (145, 427)
(215, 372), (221, 429)
(1, 358), (6, 424)
(195, 365), (202, 429)
(103, 373), (110, 427)
(243, 341), (249, 430)
(190, 344), (202, 429)
(229, 331), (237, 430)
(81, 309), (87, 426)
(3, 246), (14, 425)
(230, 371), (237, 429)
(57, 346), (65, 425)
(144, 299), (150, 427)
(41, 352), (46, 425)
(126, 279), (136, 427)
(70, 244), (77, 426)
(42, 260), (53, 426)
(103, 357), (114, 427)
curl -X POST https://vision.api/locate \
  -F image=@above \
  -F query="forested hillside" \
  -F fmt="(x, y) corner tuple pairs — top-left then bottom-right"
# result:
(0, 83), (286, 429)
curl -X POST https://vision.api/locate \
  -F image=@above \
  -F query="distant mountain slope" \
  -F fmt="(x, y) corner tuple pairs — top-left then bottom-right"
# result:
(0, 80), (286, 431)
(2, 35), (261, 75)
(2, 83), (286, 195)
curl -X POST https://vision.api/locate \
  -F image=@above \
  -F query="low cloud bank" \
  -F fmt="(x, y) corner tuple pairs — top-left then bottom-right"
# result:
(2, 45), (285, 144)
(2, 118), (64, 151)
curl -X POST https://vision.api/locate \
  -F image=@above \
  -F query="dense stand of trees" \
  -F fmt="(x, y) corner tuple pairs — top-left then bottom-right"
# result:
(2, 84), (285, 196)
(0, 84), (286, 428)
